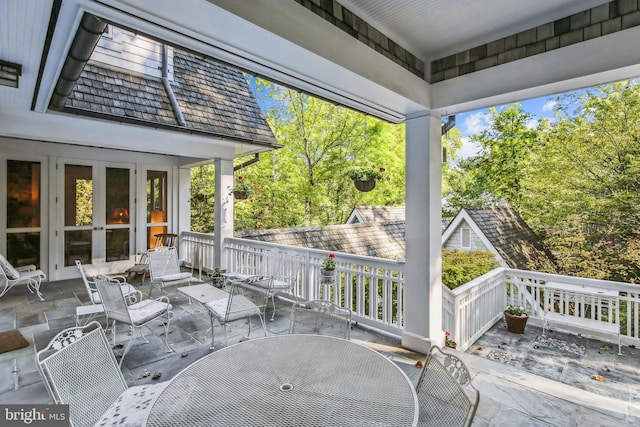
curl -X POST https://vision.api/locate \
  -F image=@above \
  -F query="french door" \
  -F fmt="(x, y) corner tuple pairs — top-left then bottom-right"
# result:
(57, 160), (135, 278)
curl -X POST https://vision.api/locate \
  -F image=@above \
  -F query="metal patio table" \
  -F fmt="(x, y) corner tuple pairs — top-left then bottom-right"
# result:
(145, 334), (418, 426)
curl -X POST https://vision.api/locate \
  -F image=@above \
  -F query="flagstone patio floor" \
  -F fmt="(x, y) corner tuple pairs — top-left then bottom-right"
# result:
(0, 277), (638, 426)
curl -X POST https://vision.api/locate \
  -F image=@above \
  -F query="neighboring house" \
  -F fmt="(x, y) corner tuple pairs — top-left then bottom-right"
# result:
(242, 205), (557, 273)
(346, 206), (405, 224)
(442, 206), (558, 273)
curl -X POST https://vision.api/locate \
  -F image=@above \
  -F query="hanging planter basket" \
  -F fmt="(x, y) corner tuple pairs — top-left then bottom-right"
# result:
(233, 190), (248, 200)
(354, 179), (376, 192)
(320, 269), (336, 283)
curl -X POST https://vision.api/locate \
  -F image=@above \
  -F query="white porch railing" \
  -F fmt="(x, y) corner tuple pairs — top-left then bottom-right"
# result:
(179, 232), (640, 350)
(446, 268), (640, 351)
(224, 237), (406, 335)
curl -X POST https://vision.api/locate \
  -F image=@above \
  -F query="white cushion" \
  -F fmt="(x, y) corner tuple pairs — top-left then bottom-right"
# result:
(93, 381), (168, 427)
(206, 296), (261, 322)
(0, 253), (20, 280)
(128, 300), (171, 325)
(159, 273), (192, 282)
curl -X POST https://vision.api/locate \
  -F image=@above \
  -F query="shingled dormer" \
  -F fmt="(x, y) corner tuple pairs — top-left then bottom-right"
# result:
(442, 206), (558, 273)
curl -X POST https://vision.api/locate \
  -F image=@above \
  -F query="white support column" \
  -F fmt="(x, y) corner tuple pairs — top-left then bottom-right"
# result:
(402, 110), (444, 354)
(214, 159), (234, 268)
(177, 167), (191, 240)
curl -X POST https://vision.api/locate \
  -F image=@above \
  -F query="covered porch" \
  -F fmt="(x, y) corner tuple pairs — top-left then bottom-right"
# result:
(3, 0), (640, 360)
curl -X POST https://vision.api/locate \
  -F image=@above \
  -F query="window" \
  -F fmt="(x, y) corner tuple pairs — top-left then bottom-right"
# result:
(461, 227), (471, 249)
(147, 170), (168, 249)
(6, 160), (41, 266)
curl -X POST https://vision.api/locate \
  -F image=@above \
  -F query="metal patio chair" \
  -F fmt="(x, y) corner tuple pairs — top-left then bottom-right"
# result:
(147, 246), (192, 297)
(231, 249), (302, 321)
(94, 275), (173, 367)
(415, 345), (480, 427)
(205, 281), (267, 348)
(75, 259), (137, 304)
(36, 321), (167, 427)
(289, 299), (352, 340)
(0, 252), (46, 300)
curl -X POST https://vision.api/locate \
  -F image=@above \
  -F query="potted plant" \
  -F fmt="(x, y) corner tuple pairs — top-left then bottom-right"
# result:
(345, 165), (385, 192)
(233, 175), (252, 200)
(320, 253), (336, 283)
(209, 267), (227, 288)
(504, 305), (528, 334)
(445, 331), (457, 349)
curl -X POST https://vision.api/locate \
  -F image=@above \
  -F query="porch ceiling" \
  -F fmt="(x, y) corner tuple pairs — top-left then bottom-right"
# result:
(2, 0), (640, 157)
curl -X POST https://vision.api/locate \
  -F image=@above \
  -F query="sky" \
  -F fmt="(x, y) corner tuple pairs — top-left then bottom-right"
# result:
(454, 95), (561, 160)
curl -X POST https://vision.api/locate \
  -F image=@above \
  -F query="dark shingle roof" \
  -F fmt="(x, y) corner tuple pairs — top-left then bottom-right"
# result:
(237, 222), (406, 260)
(66, 50), (276, 146)
(464, 206), (558, 272)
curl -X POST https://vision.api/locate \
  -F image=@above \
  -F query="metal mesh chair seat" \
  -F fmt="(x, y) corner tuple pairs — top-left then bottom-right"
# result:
(36, 321), (166, 427)
(289, 299), (352, 340)
(204, 282), (266, 348)
(95, 275), (173, 367)
(415, 345), (479, 427)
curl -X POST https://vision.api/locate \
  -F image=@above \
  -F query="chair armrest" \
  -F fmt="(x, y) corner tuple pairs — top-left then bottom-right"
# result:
(127, 290), (145, 304)
(16, 265), (36, 272)
(110, 275), (128, 283)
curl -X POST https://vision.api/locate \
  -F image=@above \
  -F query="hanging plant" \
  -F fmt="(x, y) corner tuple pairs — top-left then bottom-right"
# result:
(233, 175), (253, 200)
(345, 165), (385, 192)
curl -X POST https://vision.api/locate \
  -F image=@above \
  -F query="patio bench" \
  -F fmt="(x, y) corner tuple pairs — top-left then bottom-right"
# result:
(543, 281), (621, 354)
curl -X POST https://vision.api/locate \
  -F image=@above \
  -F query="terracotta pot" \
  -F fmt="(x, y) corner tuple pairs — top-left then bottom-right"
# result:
(504, 311), (528, 334)
(354, 179), (376, 192)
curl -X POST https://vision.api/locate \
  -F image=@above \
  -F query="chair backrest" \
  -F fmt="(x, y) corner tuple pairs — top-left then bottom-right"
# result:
(36, 321), (127, 427)
(75, 260), (97, 302)
(265, 250), (302, 289)
(94, 275), (133, 325)
(0, 252), (20, 280)
(289, 299), (352, 339)
(148, 247), (180, 279)
(415, 345), (479, 427)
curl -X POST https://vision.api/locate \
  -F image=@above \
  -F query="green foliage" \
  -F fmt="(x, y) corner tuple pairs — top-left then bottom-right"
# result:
(442, 249), (499, 290)
(345, 165), (385, 181)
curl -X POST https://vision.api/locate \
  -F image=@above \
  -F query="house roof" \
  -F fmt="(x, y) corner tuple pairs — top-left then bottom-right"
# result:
(448, 206), (558, 272)
(348, 205), (405, 223)
(65, 49), (277, 146)
(237, 221), (406, 261)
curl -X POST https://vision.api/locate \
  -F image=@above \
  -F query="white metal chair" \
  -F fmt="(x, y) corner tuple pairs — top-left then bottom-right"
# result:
(232, 249), (302, 321)
(147, 246), (192, 297)
(289, 299), (352, 339)
(415, 345), (480, 427)
(94, 275), (173, 367)
(205, 281), (267, 348)
(75, 259), (137, 304)
(0, 252), (46, 300)
(36, 321), (167, 427)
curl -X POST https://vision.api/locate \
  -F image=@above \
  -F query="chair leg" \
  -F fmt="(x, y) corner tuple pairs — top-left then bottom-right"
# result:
(160, 315), (173, 353)
(209, 315), (216, 350)
(269, 293), (277, 321)
(117, 325), (136, 368)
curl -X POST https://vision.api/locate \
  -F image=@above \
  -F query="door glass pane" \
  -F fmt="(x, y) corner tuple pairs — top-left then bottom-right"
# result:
(106, 167), (130, 225)
(107, 228), (129, 261)
(7, 232), (40, 268)
(7, 160), (40, 228)
(147, 170), (167, 223)
(65, 165), (93, 226)
(65, 230), (92, 266)
(147, 170), (168, 249)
